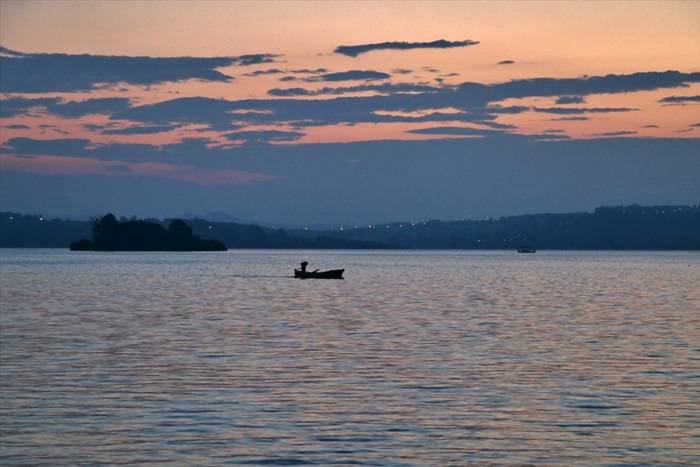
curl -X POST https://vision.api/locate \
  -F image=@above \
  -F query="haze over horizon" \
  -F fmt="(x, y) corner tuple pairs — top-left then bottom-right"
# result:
(1, 1), (699, 224)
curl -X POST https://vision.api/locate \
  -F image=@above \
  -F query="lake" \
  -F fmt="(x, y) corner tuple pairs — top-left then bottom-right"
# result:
(1, 249), (699, 465)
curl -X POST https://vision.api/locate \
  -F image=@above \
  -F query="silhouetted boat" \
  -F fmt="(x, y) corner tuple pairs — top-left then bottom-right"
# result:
(517, 246), (536, 253)
(294, 268), (344, 279)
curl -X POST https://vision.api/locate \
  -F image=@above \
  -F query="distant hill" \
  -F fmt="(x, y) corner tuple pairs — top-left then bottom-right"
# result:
(0, 213), (91, 248)
(180, 211), (251, 224)
(181, 218), (389, 249)
(1, 205), (698, 250)
(179, 211), (335, 230)
(290, 205), (700, 250)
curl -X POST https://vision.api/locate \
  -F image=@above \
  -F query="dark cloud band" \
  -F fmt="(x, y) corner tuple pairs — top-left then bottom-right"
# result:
(0, 47), (279, 93)
(533, 107), (637, 114)
(315, 70), (391, 82)
(658, 95), (700, 103)
(335, 39), (479, 57)
(555, 95), (586, 104)
(592, 131), (637, 137)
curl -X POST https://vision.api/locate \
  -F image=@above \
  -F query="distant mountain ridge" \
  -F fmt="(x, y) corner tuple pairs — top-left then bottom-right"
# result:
(1, 204), (699, 250)
(180, 211), (336, 230)
(291, 205), (700, 250)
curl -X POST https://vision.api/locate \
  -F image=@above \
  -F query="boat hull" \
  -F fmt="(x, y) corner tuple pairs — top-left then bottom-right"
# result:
(294, 269), (344, 279)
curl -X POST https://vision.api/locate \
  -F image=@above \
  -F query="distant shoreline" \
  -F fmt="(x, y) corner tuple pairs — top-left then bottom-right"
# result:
(3, 247), (700, 252)
(2, 204), (699, 251)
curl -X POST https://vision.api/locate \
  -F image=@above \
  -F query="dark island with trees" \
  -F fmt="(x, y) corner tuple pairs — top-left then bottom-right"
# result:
(69, 214), (227, 251)
(1, 204), (699, 251)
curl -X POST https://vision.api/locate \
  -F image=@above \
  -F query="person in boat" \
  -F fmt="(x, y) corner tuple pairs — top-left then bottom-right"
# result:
(299, 261), (308, 273)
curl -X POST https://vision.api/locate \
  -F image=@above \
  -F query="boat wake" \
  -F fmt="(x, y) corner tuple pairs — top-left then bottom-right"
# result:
(229, 274), (292, 278)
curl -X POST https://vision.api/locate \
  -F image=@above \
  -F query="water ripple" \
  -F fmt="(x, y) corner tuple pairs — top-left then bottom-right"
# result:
(1, 249), (699, 465)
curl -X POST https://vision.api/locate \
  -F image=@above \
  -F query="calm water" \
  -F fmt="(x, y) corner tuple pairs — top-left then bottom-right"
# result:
(1, 249), (699, 466)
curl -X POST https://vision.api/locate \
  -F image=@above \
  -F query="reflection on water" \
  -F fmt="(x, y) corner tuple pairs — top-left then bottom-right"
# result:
(1, 249), (699, 465)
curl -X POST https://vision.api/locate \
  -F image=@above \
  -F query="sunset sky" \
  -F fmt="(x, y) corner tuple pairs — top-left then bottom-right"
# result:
(1, 0), (699, 224)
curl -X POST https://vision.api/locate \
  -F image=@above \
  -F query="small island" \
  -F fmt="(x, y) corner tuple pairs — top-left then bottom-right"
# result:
(70, 214), (227, 251)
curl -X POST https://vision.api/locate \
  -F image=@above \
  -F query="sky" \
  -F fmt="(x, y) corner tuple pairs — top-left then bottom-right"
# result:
(1, 0), (699, 225)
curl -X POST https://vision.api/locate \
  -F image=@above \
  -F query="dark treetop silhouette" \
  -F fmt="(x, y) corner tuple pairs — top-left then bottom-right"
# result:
(70, 214), (227, 251)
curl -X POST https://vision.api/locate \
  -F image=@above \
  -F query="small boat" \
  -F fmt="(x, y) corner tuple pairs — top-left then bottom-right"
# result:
(294, 268), (344, 279)
(517, 246), (536, 253)
(294, 261), (344, 279)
